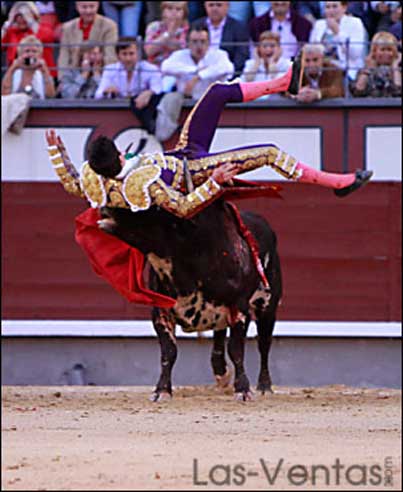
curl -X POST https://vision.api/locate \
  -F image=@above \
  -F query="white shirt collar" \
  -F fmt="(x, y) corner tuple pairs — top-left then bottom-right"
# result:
(115, 155), (141, 180)
(206, 16), (227, 30)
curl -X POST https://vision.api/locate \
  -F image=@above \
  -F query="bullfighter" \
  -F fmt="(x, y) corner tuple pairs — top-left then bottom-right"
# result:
(46, 62), (373, 219)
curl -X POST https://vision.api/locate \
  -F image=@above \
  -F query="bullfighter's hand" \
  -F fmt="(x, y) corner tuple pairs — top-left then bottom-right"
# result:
(211, 163), (239, 185)
(45, 129), (58, 146)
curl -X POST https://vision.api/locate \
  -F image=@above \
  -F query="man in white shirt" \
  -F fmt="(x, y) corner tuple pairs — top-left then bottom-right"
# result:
(192, 1), (250, 75)
(95, 36), (163, 133)
(309, 1), (367, 80)
(160, 25), (234, 100)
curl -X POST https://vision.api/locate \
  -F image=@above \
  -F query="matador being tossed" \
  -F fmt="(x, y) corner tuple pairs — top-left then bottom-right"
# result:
(47, 60), (372, 218)
(46, 60), (373, 307)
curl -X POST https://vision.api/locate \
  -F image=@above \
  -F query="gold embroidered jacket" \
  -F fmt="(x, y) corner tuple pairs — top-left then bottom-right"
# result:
(47, 144), (223, 219)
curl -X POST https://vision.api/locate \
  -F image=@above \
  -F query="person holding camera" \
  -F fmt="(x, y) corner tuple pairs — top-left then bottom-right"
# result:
(1, 1), (56, 76)
(58, 42), (104, 99)
(350, 31), (401, 98)
(1, 34), (55, 98)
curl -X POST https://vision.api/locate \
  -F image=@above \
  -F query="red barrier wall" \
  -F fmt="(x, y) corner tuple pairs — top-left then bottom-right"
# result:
(2, 101), (401, 322)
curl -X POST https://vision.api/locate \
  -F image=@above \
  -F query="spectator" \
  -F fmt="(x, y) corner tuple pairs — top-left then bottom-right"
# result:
(102, 1), (143, 37)
(309, 1), (367, 80)
(59, 42), (104, 99)
(144, 1), (161, 25)
(57, 1), (118, 81)
(156, 25), (234, 142)
(192, 1), (249, 75)
(241, 30), (291, 99)
(35, 1), (78, 37)
(294, 1), (323, 26)
(144, 1), (189, 66)
(1, 1), (56, 74)
(161, 25), (234, 100)
(1, 2), (10, 27)
(250, 1), (312, 60)
(371, 1), (401, 32)
(187, 1), (206, 22)
(228, 1), (271, 24)
(1, 34), (55, 98)
(350, 31), (401, 97)
(347, 1), (380, 39)
(95, 36), (163, 134)
(293, 43), (344, 103)
(389, 17), (401, 40)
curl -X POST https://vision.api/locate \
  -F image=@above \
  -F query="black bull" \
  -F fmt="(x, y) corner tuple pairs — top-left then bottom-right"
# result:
(99, 199), (282, 401)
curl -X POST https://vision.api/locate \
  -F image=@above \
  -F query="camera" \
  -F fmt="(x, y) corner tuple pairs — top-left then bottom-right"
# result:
(24, 57), (37, 66)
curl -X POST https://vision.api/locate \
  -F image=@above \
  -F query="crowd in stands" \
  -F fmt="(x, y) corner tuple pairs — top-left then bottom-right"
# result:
(1, 1), (401, 141)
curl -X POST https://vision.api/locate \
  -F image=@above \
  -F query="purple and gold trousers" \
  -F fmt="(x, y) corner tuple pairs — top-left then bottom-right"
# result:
(165, 82), (301, 186)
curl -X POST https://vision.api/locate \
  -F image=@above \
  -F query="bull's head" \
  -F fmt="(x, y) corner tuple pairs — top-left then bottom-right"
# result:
(98, 206), (182, 257)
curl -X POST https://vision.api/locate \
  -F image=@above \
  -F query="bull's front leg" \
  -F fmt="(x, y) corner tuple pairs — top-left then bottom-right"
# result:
(256, 313), (275, 394)
(151, 308), (177, 402)
(228, 319), (253, 401)
(211, 328), (231, 388)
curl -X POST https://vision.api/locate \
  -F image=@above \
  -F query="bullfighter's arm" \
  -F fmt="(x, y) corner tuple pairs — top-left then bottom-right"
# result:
(46, 131), (84, 198)
(149, 177), (224, 219)
(108, 162), (238, 218)
(105, 164), (223, 218)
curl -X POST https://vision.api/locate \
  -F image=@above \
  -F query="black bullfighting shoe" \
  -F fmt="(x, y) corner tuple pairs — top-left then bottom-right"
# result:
(334, 170), (374, 197)
(287, 50), (303, 95)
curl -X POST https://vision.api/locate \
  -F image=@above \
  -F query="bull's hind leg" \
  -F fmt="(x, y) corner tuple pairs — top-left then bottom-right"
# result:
(151, 308), (177, 402)
(228, 319), (253, 401)
(211, 328), (231, 388)
(256, 313), (276, 394)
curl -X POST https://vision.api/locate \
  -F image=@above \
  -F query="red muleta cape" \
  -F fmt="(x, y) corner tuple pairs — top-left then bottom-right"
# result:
(75, 181), (281, 308)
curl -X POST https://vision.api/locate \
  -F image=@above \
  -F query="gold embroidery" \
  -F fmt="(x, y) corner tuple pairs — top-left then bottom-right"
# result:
(47, 147), (84, 198)
(122, 165), (161, 212)
(171, 159), (184, 189)
(80, 162), (107, 208)
(108, 190), (127, 207)
(150, 177), (223, 218)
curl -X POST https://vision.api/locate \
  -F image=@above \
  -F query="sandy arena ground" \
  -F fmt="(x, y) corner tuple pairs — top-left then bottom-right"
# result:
(1, 385), (401, 491)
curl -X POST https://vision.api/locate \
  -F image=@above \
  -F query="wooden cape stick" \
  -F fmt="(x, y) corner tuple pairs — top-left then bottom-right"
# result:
(298, 49), (306, 89)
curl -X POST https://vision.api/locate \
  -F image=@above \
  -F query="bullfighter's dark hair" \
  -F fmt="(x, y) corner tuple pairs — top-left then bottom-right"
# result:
(115, 36), (138, 55)
(88, 136), (121, 178)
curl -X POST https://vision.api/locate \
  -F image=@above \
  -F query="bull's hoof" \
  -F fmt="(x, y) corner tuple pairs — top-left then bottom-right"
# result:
(257, 375), (274, 395)
(256, 384), (274, 396)
(234, 390), (255, 402)
(150, 391), (172, 402)
(215, 369), (232, 388)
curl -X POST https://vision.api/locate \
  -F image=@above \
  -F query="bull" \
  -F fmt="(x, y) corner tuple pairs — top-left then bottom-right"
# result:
(98, 199), (282, 401)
